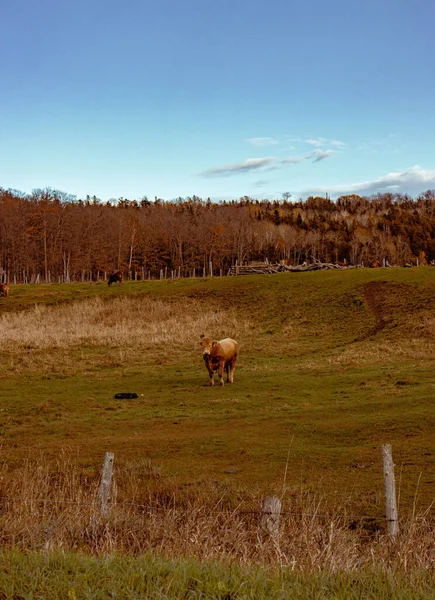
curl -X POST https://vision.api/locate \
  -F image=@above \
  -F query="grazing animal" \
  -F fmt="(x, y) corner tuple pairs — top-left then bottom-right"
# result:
(369, 260), (382, 268)
(199, 335), (239, 387)
(0, 283), (9, 297)
(108, 270), (123, 286)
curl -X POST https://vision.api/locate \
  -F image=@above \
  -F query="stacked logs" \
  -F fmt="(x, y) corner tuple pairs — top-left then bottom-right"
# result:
(228, 262), (351, 275)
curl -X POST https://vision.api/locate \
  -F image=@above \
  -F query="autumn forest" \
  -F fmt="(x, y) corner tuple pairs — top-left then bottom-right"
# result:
(1, 187), (435, 283)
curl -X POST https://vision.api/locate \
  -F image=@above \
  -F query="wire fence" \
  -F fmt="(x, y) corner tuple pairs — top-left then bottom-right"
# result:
(0, 494), (393, 522)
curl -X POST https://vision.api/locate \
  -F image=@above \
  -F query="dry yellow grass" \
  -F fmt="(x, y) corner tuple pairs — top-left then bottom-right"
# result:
(0, 297), (251, 350)
(0, 458), (433, 572)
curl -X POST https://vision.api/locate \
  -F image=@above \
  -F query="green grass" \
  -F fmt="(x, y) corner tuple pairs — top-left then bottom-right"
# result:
(1, 550), (434, 600)
(1, 268), (435, 515)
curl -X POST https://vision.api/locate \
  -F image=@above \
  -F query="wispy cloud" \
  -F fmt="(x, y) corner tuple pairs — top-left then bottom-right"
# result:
(247, 137), (279, 147)
(305, 137), (328, 147)
(309, 149), (335, 162)
(201, 157), (276, 178)
(281, 156), (308, 164)
(201, 149), (334, 178)
(305, 137), (345, 148)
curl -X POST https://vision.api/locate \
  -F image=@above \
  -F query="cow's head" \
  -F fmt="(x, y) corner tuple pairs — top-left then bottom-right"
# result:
(199, 334), (217, 357)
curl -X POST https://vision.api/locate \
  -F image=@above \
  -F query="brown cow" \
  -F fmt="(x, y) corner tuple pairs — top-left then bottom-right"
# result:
(108, 270), (123, 286)
(369, 260), (382, 268)
(199, 335), (239, 387)
(0, 283), (9, 297)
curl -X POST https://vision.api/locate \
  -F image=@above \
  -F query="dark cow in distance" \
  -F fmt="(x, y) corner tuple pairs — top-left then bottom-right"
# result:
(199, 334), (239, 387)
(108, 270), (123, 286)
(369, 260), (382, 268)
(0, 283), (9, 297)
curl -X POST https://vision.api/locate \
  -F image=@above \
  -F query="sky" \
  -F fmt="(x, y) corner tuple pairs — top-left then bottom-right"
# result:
(1, 0), (435, 202)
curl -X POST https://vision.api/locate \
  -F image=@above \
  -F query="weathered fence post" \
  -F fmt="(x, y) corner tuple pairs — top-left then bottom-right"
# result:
(382, 444), (399, 538)
(98, 452), (114, 517)
(260, 496), (281, 542)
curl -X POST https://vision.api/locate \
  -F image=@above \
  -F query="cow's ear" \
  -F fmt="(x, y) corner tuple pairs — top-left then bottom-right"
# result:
(200, 334), (205, 339)
(212, 341), (218, 348)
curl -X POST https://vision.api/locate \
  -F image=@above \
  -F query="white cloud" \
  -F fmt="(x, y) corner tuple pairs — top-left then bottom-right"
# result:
(247, 137), (279, 147)
(305, 138), (327, 147)
(303, 166), (435, 197)
(305, 137), (345, 149)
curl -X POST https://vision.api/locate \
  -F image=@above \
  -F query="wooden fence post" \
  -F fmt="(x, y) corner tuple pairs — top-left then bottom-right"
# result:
(381, 444), (399, 538)
(98, 452), (114, 517)
(260, 496), (281, 542)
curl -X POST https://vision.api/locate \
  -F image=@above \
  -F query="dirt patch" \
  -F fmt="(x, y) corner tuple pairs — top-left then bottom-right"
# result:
(359, 281), (413, 340)
(363, 281), (388, 334)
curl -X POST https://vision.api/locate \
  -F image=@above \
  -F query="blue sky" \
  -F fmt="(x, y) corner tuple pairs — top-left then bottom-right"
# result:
(1, 0), (435, 201)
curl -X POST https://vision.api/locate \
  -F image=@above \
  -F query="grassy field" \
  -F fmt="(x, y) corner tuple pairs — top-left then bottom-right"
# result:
(1, 268), (434, 511)
(1, 268), (435, 592)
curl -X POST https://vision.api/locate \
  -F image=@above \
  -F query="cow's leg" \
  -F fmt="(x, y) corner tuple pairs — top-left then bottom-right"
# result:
(228, 356), (237, 383)
(203, 356), (215, 386)
(207, 368), (215, 386)
(205, 364), (215, 386)
(218, 360), (225, 386)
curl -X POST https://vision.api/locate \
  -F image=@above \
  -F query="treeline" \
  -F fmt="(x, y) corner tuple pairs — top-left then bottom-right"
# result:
(1, 187), (435, 282)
